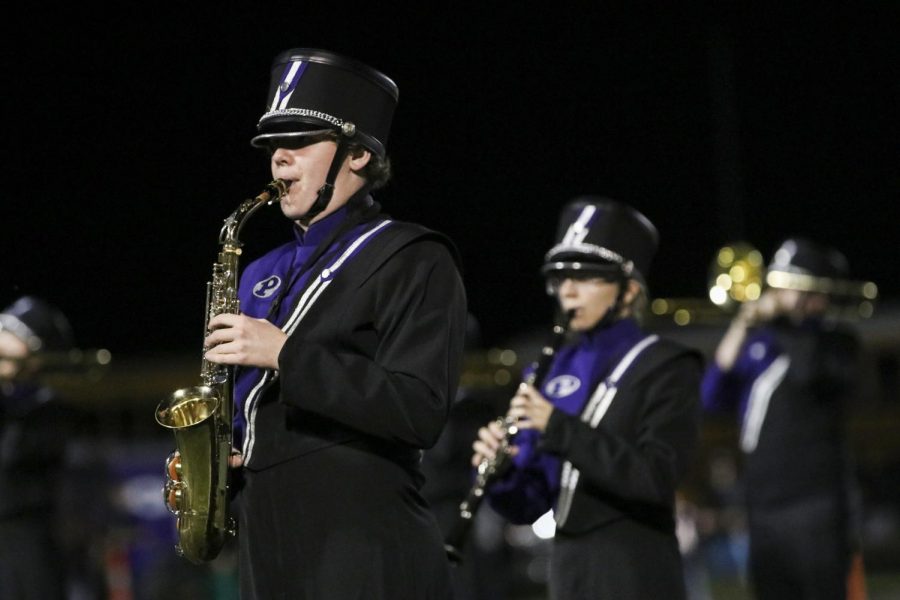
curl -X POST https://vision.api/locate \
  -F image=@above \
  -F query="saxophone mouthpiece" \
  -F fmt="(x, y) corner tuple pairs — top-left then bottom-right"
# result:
(255, 179), (289, 205)
(269, 179), (289, 203)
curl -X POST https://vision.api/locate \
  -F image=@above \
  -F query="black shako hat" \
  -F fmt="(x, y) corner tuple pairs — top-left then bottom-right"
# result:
(764, 237), (870, 299)
(0, 296), (74, 353)
(542, 197), (659, 285)
(250, 48), (399, 157)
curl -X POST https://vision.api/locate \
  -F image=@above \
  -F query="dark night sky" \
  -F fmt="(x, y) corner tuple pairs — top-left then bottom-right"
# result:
(2, 5), (898, 357)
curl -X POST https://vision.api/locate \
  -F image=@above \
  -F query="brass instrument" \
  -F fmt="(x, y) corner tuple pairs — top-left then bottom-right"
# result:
(765, 270), (878, 318)
(444, 309), (573, 564)
(2, 348), (111, 378)
(650, 242), (877, 325)
(155, 179), (287, 563)
(707, 243), (766, 310)
(649, 242), (765, 326)
(712, 242), (878, 318)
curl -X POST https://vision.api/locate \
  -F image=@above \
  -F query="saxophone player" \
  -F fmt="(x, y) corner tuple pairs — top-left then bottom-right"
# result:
(470, 199), (702, 599)
(200, 49), (467, 599)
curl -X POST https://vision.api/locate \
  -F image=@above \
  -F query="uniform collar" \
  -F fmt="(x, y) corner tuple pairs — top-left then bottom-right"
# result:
(293, 205), (350, 247)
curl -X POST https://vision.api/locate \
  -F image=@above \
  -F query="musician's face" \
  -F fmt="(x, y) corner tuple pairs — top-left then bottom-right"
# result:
(771, 288), (828, 321)
(267, 135), (371, 227)
(554, 275), (623, 331)
(0, 331), (28, 380)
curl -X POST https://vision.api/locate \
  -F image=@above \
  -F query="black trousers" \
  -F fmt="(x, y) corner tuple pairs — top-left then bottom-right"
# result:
(0, 515), (65, 600)
(550, 518), (686, 600)
(748, 496), (851, 600)
(237, 443), (453, 600)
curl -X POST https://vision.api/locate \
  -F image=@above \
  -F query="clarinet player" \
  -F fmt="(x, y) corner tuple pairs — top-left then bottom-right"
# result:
(201, 48), (467, 599)
(470, 198), (702, 598)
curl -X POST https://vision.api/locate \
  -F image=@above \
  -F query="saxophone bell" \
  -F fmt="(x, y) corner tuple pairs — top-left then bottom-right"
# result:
(155, 384), (229, 563)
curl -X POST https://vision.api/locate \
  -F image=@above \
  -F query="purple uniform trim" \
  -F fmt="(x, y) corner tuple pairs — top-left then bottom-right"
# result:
(700, 328), (781, 425)
(230, 208), (391, 454)
(271, 59), (308, 111)
(487, 318), (645, 521)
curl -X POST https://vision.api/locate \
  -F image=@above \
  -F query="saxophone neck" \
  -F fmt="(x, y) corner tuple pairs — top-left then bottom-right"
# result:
(219, 179), (287, 244)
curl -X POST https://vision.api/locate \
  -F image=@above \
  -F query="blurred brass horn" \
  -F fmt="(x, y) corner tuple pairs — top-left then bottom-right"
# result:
(765, 269), (878, 319)
(708, 242), (765, 310)
(649, 242), (764, 326)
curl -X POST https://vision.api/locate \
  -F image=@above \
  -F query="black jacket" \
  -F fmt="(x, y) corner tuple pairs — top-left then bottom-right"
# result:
(236, 216), (467, 600)
(541, 337), (702, 535)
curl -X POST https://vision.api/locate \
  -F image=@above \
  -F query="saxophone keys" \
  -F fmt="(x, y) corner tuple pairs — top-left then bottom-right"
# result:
(163, 480), (183, 515)
(165, 450), (182, 482)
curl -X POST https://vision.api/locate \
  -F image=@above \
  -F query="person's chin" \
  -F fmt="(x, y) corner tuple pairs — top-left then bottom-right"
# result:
(569, 320), (590, 332)
(280, 203), (311, 221)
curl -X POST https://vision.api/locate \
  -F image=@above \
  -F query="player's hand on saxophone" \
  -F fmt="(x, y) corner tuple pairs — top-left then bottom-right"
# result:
(204, 313), (287, 369)
(229, 449), (244, 468)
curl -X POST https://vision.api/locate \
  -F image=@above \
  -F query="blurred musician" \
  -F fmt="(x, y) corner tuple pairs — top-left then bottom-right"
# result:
(702, 238), (869, 600)
(471, 198), (703, 599)
(0, 296), (79, 599)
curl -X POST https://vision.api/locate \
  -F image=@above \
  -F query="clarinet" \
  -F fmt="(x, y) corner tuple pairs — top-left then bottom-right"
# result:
(444, 309), (574, 564)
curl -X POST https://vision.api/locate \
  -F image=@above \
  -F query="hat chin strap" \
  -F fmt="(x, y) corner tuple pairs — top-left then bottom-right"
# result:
(593, 275), (629, 331)
(298, 136), (352, 227)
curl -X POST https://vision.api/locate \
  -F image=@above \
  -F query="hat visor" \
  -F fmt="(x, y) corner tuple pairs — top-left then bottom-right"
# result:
(541, 259), (622, 277)
(251, 129), (336, 148)
(541, 257), (648, 291)
(250, 115), (337, 148)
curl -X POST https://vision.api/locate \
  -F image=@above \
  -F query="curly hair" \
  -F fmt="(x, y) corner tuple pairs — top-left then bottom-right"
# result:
(348, 142), (392, 190)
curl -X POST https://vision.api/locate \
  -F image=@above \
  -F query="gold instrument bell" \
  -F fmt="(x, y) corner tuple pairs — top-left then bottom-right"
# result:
(709, 240), (879, 319)
(708, 243), (766, 310)
(649, 243), (765, 326)
(650, 241), (877, 325)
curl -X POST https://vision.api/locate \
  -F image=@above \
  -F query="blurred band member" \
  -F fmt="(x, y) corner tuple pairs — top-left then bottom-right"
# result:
(472, 198), (702, 599)
(702, 238), (868, 600)
(0, 296), (76, 600)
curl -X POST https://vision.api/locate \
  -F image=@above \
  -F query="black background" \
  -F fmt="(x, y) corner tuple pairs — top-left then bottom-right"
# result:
(3, 4), (898, 357)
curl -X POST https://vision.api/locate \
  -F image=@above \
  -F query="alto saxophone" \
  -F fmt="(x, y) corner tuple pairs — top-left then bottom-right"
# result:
(155, 179), (287, 563)
(444, 309), (574, 564)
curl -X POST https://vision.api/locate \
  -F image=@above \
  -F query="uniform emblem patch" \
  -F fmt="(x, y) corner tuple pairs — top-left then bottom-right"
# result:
(749, 341), (766, 361)
(253, 275), (282, 298)
(545, 375), (581, 398)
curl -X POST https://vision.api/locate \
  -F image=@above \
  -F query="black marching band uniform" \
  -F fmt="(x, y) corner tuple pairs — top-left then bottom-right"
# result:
(0, 297), (79, 600)
(702, 238), (867, 599)
(232, 50), (467, 598)
(486, 199), (702, 598)
(204, 49), (466, 600)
